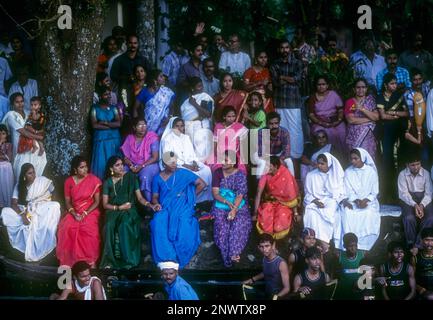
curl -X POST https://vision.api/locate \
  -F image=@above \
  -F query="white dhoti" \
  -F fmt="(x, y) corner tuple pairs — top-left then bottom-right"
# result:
(1, 201), (61, 261)
(303, 198), (341, 244)
(184, 119), (214, 162)
(276, 108), (304, 159)
(253, 152), (294, 177)
(337, 200), (381, 251)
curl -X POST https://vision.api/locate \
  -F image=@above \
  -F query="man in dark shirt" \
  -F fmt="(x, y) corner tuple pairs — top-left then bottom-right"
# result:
(110, 34), (151, 90)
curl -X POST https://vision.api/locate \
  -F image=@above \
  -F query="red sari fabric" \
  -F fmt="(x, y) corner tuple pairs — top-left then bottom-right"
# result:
(56, 174), (102, 267)
(243, 67), (275, 113)
(214, 90), (247, 122)
(257, 165), (299, 239)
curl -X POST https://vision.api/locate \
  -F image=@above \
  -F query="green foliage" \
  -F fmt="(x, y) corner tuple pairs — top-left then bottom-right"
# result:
(163, 0), (295, 47)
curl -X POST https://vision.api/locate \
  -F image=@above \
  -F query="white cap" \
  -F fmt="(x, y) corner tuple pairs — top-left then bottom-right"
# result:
(158, 261), (179, 271)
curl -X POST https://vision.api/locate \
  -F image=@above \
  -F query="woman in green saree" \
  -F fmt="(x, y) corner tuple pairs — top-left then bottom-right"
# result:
(100, 156), (160, 269)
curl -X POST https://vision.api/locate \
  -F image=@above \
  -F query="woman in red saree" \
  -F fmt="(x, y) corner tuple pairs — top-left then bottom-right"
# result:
(243, 51), (274, 113)
(214, 73), (247, 122)
(57, 156), (102, 267)
(253, 156), (299, 239)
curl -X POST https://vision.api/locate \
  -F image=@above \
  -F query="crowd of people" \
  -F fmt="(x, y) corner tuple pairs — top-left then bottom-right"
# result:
(1, 23), (433, 300)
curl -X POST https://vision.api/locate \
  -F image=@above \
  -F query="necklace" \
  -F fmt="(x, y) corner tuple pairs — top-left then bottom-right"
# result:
(112, 175), (124, 197)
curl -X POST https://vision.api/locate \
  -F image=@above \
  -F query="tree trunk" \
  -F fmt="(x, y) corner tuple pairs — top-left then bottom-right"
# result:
(137, 0), (156, 67)
(35, 1), (105, 179)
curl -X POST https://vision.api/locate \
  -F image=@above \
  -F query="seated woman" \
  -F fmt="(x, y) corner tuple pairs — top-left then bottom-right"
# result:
(213, 106), (248, 174)
(180, 77), (214, 161)
(57, 156), (102, 267)
(160, 117), (213, 203)
(300, 130), (337, 185)
(1, 163), (61, 262)
(307, 75), (346, 156)
(254, 156), (300, 239)
(210, 151), (252, 267)
(213, 73), (247, 122)
(90, 86), (121, 179)
(150, 152), (206, 269)
(339, 148), (381, 251)
(303, 152), (345, 252)
(121, 118), (160, 201)
(100, 156), (159, 270)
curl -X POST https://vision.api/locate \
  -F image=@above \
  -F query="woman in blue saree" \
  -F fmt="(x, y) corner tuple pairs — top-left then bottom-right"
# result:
(90, 87), (121, 179)
(150, 151), (206, 268)
(132, 69), (175, 136)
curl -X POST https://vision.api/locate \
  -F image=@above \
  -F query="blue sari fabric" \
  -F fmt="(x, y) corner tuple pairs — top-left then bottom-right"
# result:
(90, 105), (121, 179)
(164, 275), (199, 300)
(151, 168), (201, 268)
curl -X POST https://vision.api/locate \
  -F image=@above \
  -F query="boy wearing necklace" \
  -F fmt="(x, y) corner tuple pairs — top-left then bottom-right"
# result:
(379, 241), (416, 300)
(411, 227), (433, 300)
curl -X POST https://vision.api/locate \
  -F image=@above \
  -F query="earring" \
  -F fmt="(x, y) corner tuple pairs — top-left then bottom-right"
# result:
(110, 169), (114, 176)
(23, 177), (26, 181)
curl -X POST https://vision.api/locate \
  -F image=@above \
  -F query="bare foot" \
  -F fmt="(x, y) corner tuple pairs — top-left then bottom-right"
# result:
(231, 255), (240, 263)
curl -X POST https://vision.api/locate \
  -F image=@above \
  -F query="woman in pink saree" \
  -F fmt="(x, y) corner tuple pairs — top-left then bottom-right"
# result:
(344, 78), (379, 160)
(213, 106), (248, 174)
(307, 75), (347, 155)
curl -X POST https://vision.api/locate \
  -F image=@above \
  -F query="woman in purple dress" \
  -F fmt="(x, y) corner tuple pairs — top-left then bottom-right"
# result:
(210, 151), (252, 267)
(344, 78), (379, 160)
(307, 75), (347, 155)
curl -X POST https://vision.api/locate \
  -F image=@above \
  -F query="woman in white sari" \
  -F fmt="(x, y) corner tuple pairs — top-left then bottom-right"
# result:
(338, 148), (380, 251)
(160, 117), (213, 203)
(2, 93), (47, 179)
(303, 152), (345, 251)
(1, 163), (61, 262)
(180, 77), (214, 162)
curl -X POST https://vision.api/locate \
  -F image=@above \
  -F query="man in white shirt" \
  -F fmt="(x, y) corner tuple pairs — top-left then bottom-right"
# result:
(218, 34), (251, 76)
(8, 66), (38, 115)
(350, 38), (386, 92)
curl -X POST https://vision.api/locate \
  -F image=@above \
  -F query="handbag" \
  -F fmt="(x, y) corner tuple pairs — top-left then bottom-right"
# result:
(215, 188), (245, 211)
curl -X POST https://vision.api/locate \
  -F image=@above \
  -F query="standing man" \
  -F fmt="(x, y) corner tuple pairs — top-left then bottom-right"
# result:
(161, 41), (190, 89)
(376, 49), (411, 93)
(8, 66), (38, 115)
(398, 151), (433, 255)
(200, 58), (220, 97)
(218, 34), (251, 77)
(399, 33), (433, 81)
(0, 56), (12, 97)
(270, 40), (304, 177)
(110, 34), (151, 91)
(350, 37), (386, 92)
(158, 261), (199, 300)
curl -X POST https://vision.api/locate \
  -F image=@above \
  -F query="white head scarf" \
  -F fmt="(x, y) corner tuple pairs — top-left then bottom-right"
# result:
(158, 261), (179, 271)
(322, 152), (345, 198)
(355, 147), (377, 173)
(159, 116), (181, 170)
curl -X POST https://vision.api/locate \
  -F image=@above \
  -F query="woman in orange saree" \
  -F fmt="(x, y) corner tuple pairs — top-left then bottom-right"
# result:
(253, 156), (299, 239)
(213, 73), (247, 122)
(243, 51), (274, 113)
(56, 156), (102, 267)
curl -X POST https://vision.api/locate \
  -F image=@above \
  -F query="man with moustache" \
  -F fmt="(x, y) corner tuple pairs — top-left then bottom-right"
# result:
(177, 42), (204, 102)
(158, 261), (199, 300)
(110, 34), (151, 90)
(270, 40), (304, 177)
(200, 58), (220, 97)
(376, 49), (411, 94)
(399, 33), (433, 81)
(218, 34), (251, 76)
